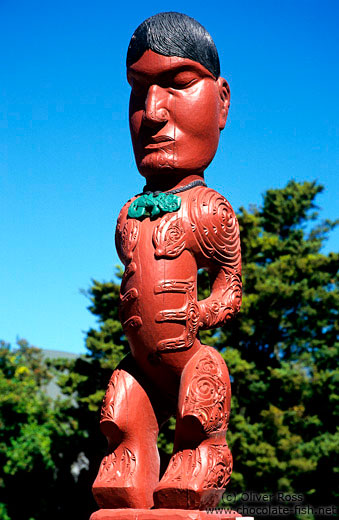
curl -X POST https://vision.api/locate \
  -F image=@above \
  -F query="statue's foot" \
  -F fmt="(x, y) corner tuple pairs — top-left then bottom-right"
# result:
(153, 441), (232, 509)
(93, 444), (154, 509)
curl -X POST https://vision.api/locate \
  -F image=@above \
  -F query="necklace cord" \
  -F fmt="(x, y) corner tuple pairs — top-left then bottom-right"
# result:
(141, 179), (207, 196)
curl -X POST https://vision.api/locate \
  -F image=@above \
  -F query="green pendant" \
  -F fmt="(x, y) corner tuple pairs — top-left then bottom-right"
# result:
(127, 192), (181, 219)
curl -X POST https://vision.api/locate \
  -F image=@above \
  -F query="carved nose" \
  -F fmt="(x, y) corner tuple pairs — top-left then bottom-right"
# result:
(143, 85), (169, 125)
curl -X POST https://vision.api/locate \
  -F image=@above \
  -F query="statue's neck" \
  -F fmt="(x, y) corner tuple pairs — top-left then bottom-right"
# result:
(143, 173), (205, 193)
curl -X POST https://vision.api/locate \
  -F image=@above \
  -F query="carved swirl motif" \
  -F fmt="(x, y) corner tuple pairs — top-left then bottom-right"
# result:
(187, 188), (241, 271)
(203, 444), (233, 490)
(161, 449), (202, 484)
(155, 278), (200, 352)
(159, 443), (231, 491)
(96, 448), (136, 484)
(115, 215), (140, 265)
(153, 214), (186, 258)
(182, 350), (229, 433)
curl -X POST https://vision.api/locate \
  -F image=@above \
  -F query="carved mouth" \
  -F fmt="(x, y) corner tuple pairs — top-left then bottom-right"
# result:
(144, 135), (174, 149)
(152, 135), (174, 143)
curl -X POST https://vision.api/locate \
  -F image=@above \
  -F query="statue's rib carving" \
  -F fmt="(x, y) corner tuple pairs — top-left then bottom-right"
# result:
(154, 278), (200, 352)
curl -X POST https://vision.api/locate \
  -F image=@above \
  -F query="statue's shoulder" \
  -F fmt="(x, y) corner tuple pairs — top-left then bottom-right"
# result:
(185, 185), (236, 216)
(116, 195), (139, 231)
(185, 186), (240, 268)
(115, 195), (140, 265)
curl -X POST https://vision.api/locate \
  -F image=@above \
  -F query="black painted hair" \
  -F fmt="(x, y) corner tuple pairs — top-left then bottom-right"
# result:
(126, 12), (220, 79)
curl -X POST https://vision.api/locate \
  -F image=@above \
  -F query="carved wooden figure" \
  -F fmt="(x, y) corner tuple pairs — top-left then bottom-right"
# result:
(91, 12), (242, 520)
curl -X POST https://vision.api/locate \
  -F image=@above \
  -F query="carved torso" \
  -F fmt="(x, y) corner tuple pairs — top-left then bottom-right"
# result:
(115, 186), (241, 393)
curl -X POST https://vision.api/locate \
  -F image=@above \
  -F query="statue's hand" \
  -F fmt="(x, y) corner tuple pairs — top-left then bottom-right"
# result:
(197, 271), (242, 330)
(197, 299), (223, 330)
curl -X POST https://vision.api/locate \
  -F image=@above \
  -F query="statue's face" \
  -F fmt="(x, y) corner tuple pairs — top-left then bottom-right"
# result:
(127, 49), (229, 178)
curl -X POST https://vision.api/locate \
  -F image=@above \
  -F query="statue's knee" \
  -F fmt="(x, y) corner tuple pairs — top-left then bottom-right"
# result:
(100, 364), (158, 441)
(99, 368), (130, 441)
(178, 346), (231, 434)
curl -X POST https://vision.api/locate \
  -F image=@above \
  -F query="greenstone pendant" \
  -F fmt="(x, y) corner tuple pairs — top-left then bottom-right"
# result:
(127, 192), (181, 219)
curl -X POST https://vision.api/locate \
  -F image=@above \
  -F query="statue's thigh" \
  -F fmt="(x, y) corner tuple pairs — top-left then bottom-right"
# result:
(93, 356), (160, 509)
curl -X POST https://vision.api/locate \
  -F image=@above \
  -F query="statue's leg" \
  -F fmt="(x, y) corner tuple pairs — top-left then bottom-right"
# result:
(92, 355), (160, 509)
(153, 346), (233, 510)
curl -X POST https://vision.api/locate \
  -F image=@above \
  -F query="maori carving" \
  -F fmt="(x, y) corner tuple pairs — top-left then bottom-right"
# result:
(119, 287), (140, 331)
(154, 279), (195, 294)
(100, 370), (121, 424)
(122, 315), (143, 330)
(153, 214), (186, 258)
(119, 284), (142, 331)
(120, 287), (138, 304)
(203, 444), (232, 490)
(115, 210), (140, 265)
(92, 11), (243, 516)
(120, 261), (137, 293)
(160, 449), (202, 485)
(96, 448), (136, 485)
(199, 270), (242, 329)
(93, 365), (161, 510)
(181, 349), (230, 433)
(187, 188), (241, 271)
(155, 279), (200, 351)
(159, 443), (232, 491)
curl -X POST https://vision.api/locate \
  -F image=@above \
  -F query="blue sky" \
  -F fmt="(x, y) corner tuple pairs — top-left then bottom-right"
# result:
(1, 0), (338, 354)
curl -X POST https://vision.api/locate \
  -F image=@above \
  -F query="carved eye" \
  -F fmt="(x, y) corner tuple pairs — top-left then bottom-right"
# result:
(170, 71), (199, 90)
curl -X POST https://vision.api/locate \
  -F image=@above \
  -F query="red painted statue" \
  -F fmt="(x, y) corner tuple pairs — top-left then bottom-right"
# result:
(91, 12), (242, 520)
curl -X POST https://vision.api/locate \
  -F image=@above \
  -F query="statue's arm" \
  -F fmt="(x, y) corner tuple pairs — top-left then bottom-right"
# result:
(198, 264), (242, 329)
(187, 187), (242, 330)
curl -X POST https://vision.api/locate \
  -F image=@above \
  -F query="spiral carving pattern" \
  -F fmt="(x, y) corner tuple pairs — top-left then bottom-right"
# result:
(187, 188), (241, 272)
(182, 348), (230, 433)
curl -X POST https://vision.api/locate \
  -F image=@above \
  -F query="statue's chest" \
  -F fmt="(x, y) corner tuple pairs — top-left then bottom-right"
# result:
(115, 210), (188, 266)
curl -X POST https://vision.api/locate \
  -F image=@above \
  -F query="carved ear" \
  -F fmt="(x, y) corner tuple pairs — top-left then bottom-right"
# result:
(217, 77), (230, 131)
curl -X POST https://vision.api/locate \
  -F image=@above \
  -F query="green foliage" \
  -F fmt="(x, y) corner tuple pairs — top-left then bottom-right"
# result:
(0, 341), (54, 474)
(0, 340), (76, 520)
